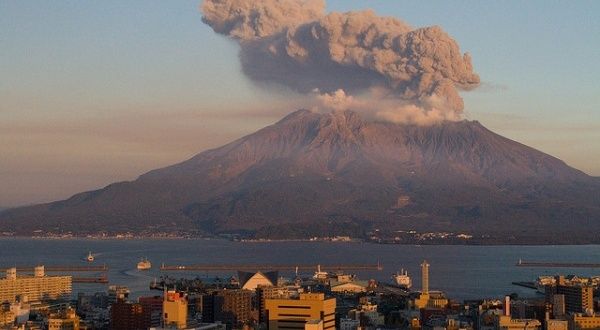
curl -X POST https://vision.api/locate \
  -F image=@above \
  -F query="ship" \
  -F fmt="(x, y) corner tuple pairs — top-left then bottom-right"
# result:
(313, 264), (329, 280)
(137, 258), (152, 270)
(85, 252), (94, 262)
(392, 269), (412, 289)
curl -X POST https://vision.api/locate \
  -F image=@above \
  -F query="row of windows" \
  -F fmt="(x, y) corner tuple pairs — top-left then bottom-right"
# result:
(278, 314), (311, 317)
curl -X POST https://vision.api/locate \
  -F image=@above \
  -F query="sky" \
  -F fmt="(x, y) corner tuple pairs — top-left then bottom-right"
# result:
(1, 0), (599, 207)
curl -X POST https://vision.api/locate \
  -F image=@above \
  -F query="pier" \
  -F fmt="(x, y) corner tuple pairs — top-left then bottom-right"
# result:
(516, 259), (600, 268)
(0, 265), (108, 272)
(73, 275), (109, 284)
(160, 263), (383, 272)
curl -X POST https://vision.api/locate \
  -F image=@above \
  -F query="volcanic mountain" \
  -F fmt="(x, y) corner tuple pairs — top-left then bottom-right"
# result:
(2, 110), (599, 243)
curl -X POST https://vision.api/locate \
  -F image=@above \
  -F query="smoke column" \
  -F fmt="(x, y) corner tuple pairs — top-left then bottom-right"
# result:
(201, 0), (480, 125)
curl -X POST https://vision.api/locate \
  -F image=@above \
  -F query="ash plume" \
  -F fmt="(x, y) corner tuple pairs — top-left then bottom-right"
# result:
(201, 0), (480, 124)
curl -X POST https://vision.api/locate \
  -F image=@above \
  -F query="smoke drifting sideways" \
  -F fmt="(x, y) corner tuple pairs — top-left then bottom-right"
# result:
(201, 0), (480, 125)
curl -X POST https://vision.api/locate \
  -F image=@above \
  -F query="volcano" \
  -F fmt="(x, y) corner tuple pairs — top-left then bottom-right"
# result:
(2, 110), (599, 243)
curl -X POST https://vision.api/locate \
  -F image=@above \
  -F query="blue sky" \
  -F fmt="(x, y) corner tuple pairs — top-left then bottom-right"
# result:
(1, 1), (599, 206)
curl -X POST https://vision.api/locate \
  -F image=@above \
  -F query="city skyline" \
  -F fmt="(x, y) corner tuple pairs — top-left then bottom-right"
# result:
(2, 1), (600, 207)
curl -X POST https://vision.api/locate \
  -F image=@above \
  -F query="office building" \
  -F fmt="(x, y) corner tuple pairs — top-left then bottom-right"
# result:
(265, 293), (335, 330)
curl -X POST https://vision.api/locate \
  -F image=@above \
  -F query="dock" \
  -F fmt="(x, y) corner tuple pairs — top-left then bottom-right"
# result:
(516, 259), (600, 268)
(0, 265), (108, 272)
(73, 275), (109, 284)
(512, 281), (538, 290)
(160, 263), (383, 272)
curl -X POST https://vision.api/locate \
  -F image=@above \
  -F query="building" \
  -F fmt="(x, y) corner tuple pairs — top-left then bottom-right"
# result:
(329, 280), (368, 294)
(265, 293), (335, 330)
(110, 300), (149, 330)
(139, 295), (163, 327)
(220, 289), (254, 328)
(48, 307), (80, 330)
(412, 261), (448, 309)
(0, 266), (71, 303)
(348, 302), (384, 327)
(569, 314), (600, 330)
(545, 276), (594, 314)
(0, 305), (15, 327)
(108, 285), (130, 303)
(496, 297), (542, 330)
(164, 290), (188, 329)
(256, 286), (291, 323)
(339, 318), (359, 330)
(546, 319), (568, 330)
(237, 271), (278, 291)
(304, 319), (323, 330)
(552, 294), (565, 318)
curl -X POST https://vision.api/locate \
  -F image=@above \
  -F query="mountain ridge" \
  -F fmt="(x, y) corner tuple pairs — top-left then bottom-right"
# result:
(2, 109), (599, 243)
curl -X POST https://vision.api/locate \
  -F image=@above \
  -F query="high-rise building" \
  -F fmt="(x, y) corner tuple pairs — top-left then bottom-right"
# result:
(220, 289), (254, 328)
(0, 267), (71, 303)
(265, 293), (335, 330)
(164, 290), (188, 329)
(199, 289), (255, 327)
(545, 276), (593, 314)
(139, 295), (163, 328)
(552, 294), (565, 318)
(256, 286), (291, 323)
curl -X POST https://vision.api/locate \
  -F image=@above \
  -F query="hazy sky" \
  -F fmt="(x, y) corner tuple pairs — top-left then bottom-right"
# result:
(1, 1), (599, 207)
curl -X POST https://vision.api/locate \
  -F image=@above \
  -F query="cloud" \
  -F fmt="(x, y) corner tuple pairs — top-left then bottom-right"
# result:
(201, 0), (480, 124)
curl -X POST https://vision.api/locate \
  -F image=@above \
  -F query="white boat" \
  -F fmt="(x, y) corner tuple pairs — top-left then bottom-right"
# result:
(392, 269), (412, 289)
(86, 252), (94, 262)
(137, 258), (152, 270)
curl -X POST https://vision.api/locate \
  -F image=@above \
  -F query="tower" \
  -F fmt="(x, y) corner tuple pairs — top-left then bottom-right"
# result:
(421, 260), (429, 295)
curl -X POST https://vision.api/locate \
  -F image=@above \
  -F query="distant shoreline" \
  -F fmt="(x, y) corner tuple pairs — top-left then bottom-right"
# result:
(1, 235), (600, 246)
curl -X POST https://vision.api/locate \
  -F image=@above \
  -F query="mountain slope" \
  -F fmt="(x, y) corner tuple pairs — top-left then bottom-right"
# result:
(2, 110), (599, 242)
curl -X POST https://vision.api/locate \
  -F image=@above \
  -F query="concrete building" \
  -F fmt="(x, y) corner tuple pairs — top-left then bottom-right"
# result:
(339, 318), (359, 330)
(552, 294), (566, 318)
(546, 319), (568, 330)
(0, 266), (71, 303)
(569, 314), (600, 330)
(48, 307), (81, 330)
(304, 319), (323, 330)
(139, 295), (163, 328)
(199, 289), (255, 327)
(219, 289), (254, 328)
(496, 297), (542, 330)
(348, 302), (384, 327)
(164, 290), (188, 329)
(545, 276), (594, 314)
(265, 293), (335, 330)
(110, 300), (148, 330)
(256, 286), (291, 323)
(0, 306), (15, 327)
